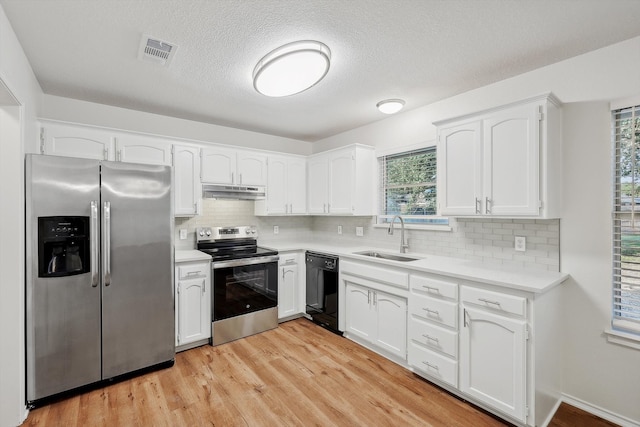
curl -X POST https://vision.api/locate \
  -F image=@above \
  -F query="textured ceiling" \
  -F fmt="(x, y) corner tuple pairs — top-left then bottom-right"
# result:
(2, 0), (640, 142)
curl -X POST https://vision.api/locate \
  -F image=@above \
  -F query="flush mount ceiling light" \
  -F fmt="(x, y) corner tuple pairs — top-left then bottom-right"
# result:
(253, 40), (331, 97)
(377, 99), (406, 114)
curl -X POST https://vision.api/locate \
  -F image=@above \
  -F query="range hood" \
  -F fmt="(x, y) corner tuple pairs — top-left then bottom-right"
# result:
(202, 183), (266, 200)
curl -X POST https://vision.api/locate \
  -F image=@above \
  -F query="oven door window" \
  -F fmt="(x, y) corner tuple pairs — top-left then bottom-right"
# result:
(213, 261), (277, 321)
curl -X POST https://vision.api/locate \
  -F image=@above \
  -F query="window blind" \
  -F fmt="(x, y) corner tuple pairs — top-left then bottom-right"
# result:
(613, 104), (640, 333)
(378, 147), (447, 225)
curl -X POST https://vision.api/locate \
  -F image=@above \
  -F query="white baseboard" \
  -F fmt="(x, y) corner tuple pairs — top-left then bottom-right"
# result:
(562, 394), (640, 427)
(539, 398), (563, 427)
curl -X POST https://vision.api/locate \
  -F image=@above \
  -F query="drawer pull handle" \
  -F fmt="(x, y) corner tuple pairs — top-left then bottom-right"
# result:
(422, 361), (439, 370)
(421, 285), (440, 293)
(423, 308), (440, 316)
(422, 334), (439, 343)
(186, 271), (201, 276)
(478, 298), (501, 306)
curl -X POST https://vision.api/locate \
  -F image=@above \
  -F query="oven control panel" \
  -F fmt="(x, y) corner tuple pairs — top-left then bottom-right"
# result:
(196, 226), (258, 241)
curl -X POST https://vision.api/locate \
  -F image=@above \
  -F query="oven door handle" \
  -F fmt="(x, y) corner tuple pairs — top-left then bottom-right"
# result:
(212, 255), (280, 269)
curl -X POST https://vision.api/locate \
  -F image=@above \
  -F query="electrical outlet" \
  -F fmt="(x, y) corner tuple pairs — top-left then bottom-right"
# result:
(179, 229), (187, 240)
(338, 225), (343, 235)
(356, 226), (364, 237)
(273, 225), (279, 235)
(515, 236), (526, 252)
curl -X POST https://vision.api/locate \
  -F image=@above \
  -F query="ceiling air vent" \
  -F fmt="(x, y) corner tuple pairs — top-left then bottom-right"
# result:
(138, 35), (177, 67)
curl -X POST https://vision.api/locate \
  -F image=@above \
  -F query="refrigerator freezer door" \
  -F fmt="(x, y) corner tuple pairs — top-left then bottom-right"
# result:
(26, 154), (102, 402)
(100, 161), (174, 379)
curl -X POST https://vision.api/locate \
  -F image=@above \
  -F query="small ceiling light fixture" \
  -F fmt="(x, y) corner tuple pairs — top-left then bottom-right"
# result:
(253, 40), (331, 97)
(376, 99), (406, 114)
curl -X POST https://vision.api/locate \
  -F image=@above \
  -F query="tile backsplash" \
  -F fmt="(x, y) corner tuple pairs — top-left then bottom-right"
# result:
(175, 200), (560, 272)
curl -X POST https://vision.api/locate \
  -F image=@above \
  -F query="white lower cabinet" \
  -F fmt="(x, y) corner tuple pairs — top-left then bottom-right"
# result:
(278, 252), (304, 320)
(344, 281), (407, 359)
(460, 286), (528, 423)
(175, 261), (211, 351)
(340, 258), (563, 427)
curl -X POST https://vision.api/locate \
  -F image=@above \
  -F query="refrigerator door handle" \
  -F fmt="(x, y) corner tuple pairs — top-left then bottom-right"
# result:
(90, 201), (99, 287)
(102, 201), (111, 286)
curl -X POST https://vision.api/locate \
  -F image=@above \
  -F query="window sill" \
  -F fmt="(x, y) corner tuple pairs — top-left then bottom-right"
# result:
(373, 223), (452, 232)
(604, 328), (640, 351)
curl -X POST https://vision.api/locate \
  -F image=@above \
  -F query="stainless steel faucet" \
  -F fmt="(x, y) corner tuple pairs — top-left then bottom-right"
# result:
(388, 215), (409, 253)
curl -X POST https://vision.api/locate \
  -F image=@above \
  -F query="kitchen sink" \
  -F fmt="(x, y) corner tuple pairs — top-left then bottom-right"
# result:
(353, 250), (419, 262)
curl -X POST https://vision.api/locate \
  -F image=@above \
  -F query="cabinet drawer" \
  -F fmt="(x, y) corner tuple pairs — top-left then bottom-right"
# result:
(279, 254), (298, 266)
(409, 318), (458, 359)
(409, 294), (457, 329)
(410, 274), (458, 300)
(461, 286), (526, 317)
(341, 260), (409, 289)
(177, 263), (209, 279)
(409, 342), (458, 388)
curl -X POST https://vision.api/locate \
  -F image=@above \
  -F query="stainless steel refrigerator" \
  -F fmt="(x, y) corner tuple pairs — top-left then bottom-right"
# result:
(25, 154), (175, 404)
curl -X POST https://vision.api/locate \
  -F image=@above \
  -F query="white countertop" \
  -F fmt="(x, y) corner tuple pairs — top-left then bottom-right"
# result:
(260, 240), (569, 295)
(175, 250), (212, 263)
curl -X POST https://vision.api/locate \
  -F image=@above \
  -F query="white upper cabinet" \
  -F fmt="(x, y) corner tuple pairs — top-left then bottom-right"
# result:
(237, 150), (268, 186)
(307, 153), (330, 214)
(40, 122), (115, 160)
(40, 122), (173, 167)
(201, 146), (267, 186)
(307, 144), (375, 216)
(482, 104), (539, 216)
(437, 121), (482, 216)
(200, 146), (237, 184)
(114, 133), (173, 166)
(436, 93), (562, 218)
(173, 145), (201, 217)
(287, 157), (307, 214)
(255, 154), (306, 215)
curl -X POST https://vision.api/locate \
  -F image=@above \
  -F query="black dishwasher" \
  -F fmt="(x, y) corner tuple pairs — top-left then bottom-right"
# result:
(305, 251), (341, 334)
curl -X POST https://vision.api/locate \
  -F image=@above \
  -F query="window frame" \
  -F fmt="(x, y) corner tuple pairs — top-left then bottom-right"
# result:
(610, 99), (640, 342)
(376, 142), (450, 229)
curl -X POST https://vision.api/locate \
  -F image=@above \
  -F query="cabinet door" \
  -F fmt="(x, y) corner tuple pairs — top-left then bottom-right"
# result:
(328, 149), (354, 214)
(460, 305), (527, 422)
(115, 134), (172, 166)
(307, 155), (329, 214)
(278, 264), (298, 319)
(287, 158), (307, 214)
(374, 291), (407, 359)
(345, 282), (376, 341)
(438, 121), (482, 215)
(201, 147), (236, 184)
(174, 145), (201, 216)
(266, 156), (288, 215)
(177, 277), (209, 345)
(237, 150), (267, 186)
(483, 104), (539, 216)
(42, 123), (114, 160)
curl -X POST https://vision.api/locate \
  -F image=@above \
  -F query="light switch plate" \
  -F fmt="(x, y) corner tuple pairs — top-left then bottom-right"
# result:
(273, 225), (279, 235)
(338, 225), (343, 235)
(515, 236), (526, 252)
(356, 226), (364, 237)
(179, 229), (187, 240)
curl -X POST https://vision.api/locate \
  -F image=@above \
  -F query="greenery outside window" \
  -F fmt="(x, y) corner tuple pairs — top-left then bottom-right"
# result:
(378, 147), (448, 226)
(612, 103), (640, 336)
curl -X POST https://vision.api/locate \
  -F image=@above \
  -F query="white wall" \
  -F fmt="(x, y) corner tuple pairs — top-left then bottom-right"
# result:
(0, 4), (43, 427)
(39, 95), (313, 156)
(315, 36), (640, 423)
(561, 102), (640, 423)
(314, 36), (640, 154)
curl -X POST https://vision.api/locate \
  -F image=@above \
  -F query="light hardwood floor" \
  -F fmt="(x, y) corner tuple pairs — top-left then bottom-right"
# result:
(23, 318), (617, 426)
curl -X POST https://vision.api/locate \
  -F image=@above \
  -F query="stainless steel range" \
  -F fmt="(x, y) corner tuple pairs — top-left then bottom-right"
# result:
(197, 226), (279, 345)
